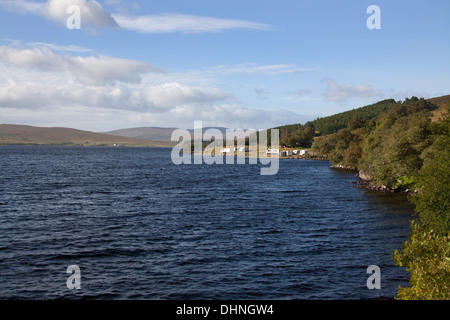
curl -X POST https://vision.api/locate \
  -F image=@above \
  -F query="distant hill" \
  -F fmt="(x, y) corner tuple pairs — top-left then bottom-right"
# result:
(311, 99), (398, 135)
(274, 95), (449, 138)
(105, 126), (234, 141)
(105, 127), (177, 142)
(427, 94), (450, 107)
(310, 95), (448, 134)
(271, 95), (448, 148)
(0, 124), (175, 147)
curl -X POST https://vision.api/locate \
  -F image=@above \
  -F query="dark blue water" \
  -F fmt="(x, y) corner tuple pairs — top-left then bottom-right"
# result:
(0, 146), (414, 299)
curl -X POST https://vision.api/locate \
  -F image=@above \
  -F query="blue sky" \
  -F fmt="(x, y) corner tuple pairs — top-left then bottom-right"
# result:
(0, 0), (449, 131)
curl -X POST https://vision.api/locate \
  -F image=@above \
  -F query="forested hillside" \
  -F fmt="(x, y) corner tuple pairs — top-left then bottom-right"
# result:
(275, 98), (404, 147)
(311, 96), (450, 299)
(274, 96), (449, 148)
(312, 99), (398, 134)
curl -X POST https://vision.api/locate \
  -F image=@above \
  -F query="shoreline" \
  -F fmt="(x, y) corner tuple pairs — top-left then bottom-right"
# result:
(0, 143), (174, 148)
(329, 164), (418, 195)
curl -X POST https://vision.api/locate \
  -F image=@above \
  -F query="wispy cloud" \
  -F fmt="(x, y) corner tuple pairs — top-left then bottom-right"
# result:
(112, 13), (271, 34)
(0, 0), (271, 34)
(131, 103), (310, 130)
(0, 0), (42, 14)
(287, 89), (312, 97)
(206, 63), (312, 75)
(323, 80), (383, 102)
(26, 42), (93, 53)
(254, 88), (269, 99)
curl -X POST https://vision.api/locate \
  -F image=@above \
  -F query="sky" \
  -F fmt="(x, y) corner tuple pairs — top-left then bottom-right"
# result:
(0, 0), (449, 131)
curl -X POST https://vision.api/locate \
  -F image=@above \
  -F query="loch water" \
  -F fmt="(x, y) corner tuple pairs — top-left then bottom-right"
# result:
(0, 146), (414, 299)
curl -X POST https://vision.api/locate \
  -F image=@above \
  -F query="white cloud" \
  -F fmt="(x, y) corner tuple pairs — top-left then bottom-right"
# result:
(129, 103), (309, 130)
(0, 71), (231, 113)
(323, 80), (383, 102)
(0, 43), (310, 130)
(26, 42), (93, 53)
(0, 0), (270, 34)
(112, 13), (271, 34)
(207, 63), (311, 75)
(44, 0), (118, 28)
(0, 44), (231, 115)
(0, 0), (118, 28)
(136, 83), (231, 109)
(0, 45), (161, 85)
(199, 104), (306, 129)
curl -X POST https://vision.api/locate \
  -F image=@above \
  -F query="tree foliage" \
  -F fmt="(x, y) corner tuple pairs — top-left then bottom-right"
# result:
(393, 106), (449, 300)
(393, 222), (450, 300)
(273, 99), (400, 148)
(313, 97), (438, 186)
(313, 99), (396, 135)
(311, 96), (449, 299)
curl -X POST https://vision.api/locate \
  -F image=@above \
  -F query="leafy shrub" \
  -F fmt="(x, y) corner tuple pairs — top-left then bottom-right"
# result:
(394, 222), (450, 300)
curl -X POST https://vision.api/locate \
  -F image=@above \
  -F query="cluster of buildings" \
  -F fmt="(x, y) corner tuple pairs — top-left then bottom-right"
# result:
(267, 149), (308, 157)
(220, 147), (250, 153)
(218, 147), (309, 157)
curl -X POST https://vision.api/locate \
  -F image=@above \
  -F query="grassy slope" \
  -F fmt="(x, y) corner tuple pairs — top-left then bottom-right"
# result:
(0, 124), (175, 147)
(427, 95), (450, 122)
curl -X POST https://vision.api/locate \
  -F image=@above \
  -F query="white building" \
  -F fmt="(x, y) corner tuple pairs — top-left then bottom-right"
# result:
(293, 149), (308, 155)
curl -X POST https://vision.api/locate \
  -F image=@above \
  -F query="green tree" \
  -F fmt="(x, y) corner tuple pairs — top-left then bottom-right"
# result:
(393, 222), (450, 300)
(393, 107), (450, 300)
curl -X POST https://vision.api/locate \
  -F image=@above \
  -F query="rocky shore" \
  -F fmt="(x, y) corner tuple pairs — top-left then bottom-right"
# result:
(330, 165), (418, 195)
(329, 164), (357, 171)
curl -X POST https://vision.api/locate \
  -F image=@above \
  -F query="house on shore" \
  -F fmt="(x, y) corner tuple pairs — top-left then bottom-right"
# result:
(234, 147), (249, 152)
(293, 149), (308, 156)
(266, 149), (279, 154)
(279, 150), (293, 156)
